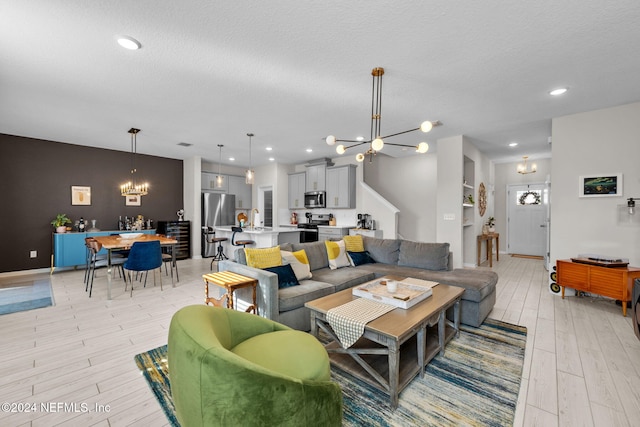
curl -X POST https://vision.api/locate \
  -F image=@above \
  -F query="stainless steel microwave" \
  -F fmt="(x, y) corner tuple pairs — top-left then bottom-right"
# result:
(304, 191), (326, 209)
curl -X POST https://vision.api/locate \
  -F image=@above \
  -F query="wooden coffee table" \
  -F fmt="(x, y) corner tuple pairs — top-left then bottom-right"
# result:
(305, 276), (464, 409)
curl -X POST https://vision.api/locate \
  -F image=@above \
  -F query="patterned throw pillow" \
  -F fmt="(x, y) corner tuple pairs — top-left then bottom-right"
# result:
(281, 250), (312, 280)
(264, 264), (300, 289)
(245, 246), (282, 269)
(343, 235), (365, 252)
(347, 251), (376, 267)
(325, 240), (350, 270)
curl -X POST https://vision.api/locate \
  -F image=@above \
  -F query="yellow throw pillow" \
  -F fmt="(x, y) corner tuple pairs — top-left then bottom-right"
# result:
(325, 240), (350, 270)
(343, 235), (365, 252)
(245, 246), (282, 269)
(281, 249), (312, 280)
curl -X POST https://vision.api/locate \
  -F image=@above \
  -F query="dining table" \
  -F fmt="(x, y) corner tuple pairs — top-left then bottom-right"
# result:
(92, 234), (178, 299)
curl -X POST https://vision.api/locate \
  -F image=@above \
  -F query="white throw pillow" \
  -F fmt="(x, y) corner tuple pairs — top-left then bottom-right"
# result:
(281, 250), (312, 280)
(325, 240), (350, 270)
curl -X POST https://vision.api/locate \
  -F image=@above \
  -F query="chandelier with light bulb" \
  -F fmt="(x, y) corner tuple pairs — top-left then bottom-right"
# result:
(517, 156), (537, 175)
(326, 67), (442, 163)
(120, 128), (149, 196)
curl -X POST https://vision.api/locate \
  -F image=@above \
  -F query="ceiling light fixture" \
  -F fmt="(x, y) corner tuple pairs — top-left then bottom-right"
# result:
(549, 87), (568, 96)
(517, 156), (537, 175)
(509, 142), (518, 147)
(326, 67), (441, 163)
(117, 35), (141, 50)
(215, 144), (225, 189)
(245, 133), (254, 184)
(120, 128), (149, 196)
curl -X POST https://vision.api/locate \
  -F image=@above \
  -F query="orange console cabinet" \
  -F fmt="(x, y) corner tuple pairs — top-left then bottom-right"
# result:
(556, 259), (640, 317)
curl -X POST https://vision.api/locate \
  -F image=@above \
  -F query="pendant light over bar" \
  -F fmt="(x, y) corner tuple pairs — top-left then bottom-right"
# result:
(326, 67), (441, 163)
(245, 133), (255, 184)
(120, 128), (149, 196)
(215, 144), (225, 189)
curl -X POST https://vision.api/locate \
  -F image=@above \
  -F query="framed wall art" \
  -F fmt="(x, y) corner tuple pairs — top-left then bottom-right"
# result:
(71, 186), (91, 205)
(125, 195), (141, 206)
(579, 173), (622, 197)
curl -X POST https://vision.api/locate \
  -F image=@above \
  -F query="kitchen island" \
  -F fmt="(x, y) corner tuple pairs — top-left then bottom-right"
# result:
(213, 226), (301, 258)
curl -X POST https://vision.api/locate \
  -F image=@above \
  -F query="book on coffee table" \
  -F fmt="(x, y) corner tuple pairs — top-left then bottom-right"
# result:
(352, 277), (437, 309)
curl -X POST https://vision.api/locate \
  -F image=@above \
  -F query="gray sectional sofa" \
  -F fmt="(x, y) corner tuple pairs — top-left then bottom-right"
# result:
(218, 237), (497, 331)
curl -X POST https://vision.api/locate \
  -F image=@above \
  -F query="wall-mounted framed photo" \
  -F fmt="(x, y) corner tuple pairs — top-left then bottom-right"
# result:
(71, 186), (91, 205)
(579, 173), (622, 197)
(125, 195), (141, 206)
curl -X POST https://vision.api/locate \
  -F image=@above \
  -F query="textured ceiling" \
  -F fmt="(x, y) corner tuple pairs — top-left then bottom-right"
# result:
(2, 1), (640, 168)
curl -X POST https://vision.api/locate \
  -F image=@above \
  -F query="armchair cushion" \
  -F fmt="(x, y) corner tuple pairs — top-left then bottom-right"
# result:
(231, 330), (330, 381)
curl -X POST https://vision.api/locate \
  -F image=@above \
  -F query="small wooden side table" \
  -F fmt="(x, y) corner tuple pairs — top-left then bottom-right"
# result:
(477, 233), (499, 267)
(203, 271), (258, 314)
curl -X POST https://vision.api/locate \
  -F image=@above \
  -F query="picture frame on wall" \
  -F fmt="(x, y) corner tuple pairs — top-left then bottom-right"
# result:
(579, 173), (622, 197)
(125, 195), (141, 206)
(71, 186), (91, 205)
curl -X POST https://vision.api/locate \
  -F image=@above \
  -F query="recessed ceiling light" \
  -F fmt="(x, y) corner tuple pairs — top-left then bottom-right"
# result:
(549, 87), (568, 96)
(229, 157), (235, 161)
(306, 149), (313, 153)
(509, 142), (518, 147)
(269, 157), (275, 161)
(266, 147), (273, 151)
(356, 136), (364, 141)
(117, 35), (141, 50)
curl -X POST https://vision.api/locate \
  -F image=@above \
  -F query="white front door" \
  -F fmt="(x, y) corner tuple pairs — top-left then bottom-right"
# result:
(507, 184), (548, 256)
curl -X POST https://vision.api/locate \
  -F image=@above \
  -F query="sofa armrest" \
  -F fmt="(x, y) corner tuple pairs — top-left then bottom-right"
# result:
(218, 260), (280, 321)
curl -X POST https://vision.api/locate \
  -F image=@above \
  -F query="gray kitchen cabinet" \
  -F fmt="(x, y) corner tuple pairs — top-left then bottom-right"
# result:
(318, 226), (350, 241)
(326, 164), (356, 208)
(288, 172), (306, 209)
(228, 175), (252, 209)
(305, 164), (326, 192)
(201, 172), (228, 192)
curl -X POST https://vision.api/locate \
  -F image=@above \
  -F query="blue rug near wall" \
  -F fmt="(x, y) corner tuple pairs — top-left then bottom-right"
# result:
(134, 318), (527, 426)
(0, 277), (54, 315)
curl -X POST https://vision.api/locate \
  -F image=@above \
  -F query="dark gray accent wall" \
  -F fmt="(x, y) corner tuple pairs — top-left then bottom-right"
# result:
(0, 134), (184, 273)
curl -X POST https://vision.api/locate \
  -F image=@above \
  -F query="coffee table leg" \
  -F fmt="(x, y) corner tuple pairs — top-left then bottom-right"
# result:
(454, 299), (461, 337)
(309, 311), (318, 337)
(438, 310), (446, 356)
(418, 327), (426, 378)
(388, 341), (400, 409)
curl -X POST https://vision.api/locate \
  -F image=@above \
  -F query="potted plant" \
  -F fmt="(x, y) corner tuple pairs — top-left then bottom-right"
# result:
(51, 213), (71, 233)
(486, 216), (496, 233)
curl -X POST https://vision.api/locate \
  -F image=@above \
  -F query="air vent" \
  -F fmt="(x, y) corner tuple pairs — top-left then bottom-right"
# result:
(177, 142), (193, 147)
(305, 157), (334, 167)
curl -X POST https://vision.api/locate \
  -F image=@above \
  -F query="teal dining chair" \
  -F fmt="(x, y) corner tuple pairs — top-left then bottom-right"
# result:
(123, 240), (163, 296)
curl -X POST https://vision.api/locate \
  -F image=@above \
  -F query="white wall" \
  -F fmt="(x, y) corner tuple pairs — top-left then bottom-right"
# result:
(364, 152), (438, 241)
(183, 156), (201, 258)
(437, 135), (464, 268)
(551, 102), (640, 265)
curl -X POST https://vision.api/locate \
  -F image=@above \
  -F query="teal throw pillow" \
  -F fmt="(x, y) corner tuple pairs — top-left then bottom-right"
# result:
(264, 264), (300, 289)
(347, 251), (376, 266)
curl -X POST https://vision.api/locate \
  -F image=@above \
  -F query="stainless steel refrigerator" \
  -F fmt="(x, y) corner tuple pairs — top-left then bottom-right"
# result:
(202, 192), (236, 257)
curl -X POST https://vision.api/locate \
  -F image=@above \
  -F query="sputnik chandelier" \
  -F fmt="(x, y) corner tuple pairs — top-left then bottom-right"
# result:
(326, 67), (442, 163)
(120, 128), (149, 196)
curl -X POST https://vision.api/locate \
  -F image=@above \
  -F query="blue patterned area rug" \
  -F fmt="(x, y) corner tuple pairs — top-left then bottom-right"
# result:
(134, 318), (526, 426)
(0, 275), (54, 315)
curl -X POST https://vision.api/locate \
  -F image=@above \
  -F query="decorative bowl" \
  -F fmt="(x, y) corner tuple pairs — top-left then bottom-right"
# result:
(119, 232), (143, 239)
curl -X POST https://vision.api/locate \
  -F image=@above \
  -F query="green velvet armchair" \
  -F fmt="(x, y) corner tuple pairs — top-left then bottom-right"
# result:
(168, 305), (342, 426)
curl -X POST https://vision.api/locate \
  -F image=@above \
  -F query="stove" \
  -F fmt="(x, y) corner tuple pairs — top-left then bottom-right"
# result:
(297, 214), (330, 242)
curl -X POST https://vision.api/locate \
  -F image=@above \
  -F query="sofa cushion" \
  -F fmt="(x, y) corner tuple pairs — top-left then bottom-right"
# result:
(398, 241), (450, 271)
(325, 240), (350, 270)
(278, 280), (335, 312)
(281, 250), (312, 280)
(362, 237), (401, 264)
(264, 264), (300, 289)
(291, 241), (329, 271)
(244, 246), (282, 268)
(230, 330), (330, 381)
(311, 267), (376, 292)
(343, 235), (364, 252)
(348, 251), (376, 266)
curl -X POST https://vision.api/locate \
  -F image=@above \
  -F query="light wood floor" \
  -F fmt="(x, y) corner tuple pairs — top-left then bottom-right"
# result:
(1, 256), (639, 426)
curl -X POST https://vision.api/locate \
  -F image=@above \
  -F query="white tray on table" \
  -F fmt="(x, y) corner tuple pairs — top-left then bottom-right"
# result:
(352, 277), (438, 309)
